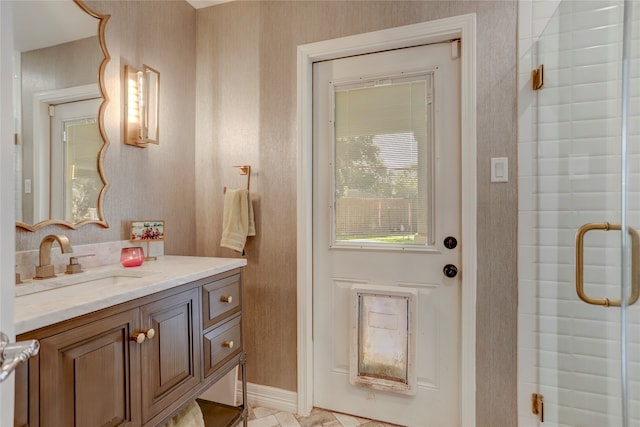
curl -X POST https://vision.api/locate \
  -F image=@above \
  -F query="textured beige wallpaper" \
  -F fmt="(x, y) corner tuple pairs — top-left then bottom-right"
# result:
(195, 2), (517, 426)
(16, 0), (197, 256)
(14, 1), (518, 425)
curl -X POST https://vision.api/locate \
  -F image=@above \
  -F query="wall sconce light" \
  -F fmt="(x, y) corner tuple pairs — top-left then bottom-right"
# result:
(124, 64), (160, 147)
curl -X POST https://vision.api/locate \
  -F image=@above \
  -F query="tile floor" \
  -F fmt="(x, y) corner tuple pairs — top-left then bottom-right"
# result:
(247, 406), (404, 427)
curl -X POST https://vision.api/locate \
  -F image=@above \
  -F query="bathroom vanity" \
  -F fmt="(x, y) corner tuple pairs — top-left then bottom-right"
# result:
(13, 256), (247, 427)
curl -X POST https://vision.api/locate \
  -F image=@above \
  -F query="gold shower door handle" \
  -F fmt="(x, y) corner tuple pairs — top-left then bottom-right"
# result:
(575, 222), (640, 307)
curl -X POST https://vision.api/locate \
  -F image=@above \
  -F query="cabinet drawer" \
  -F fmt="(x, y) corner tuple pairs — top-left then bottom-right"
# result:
(202, 274), (241, 329)
(203, 315), (242, 377)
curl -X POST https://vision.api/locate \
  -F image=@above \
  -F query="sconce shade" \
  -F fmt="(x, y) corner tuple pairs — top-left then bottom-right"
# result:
(124, 64), (159, 147)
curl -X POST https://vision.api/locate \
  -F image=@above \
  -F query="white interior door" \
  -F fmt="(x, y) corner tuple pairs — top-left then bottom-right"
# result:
(49, 98), (102, 222)
(312, 42), (461, 427)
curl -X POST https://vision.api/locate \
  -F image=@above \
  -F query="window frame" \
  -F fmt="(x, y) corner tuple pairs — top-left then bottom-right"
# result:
(328, 69), (439, 252)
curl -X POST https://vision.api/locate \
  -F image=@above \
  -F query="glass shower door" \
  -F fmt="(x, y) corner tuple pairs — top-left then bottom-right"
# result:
(533, 1), (639, 425)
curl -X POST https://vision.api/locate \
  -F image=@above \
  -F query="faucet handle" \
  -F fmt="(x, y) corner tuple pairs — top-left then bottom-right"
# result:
(65, 254), (95, 275)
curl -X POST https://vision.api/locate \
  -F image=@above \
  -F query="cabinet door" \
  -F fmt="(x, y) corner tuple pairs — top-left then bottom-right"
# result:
(39, 309), (141, 426)
(140, 288), (201, 424)
(14, 360), (30, 427)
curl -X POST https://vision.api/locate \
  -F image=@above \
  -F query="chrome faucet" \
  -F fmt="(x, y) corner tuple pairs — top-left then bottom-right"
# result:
(34, 235), (72, 280)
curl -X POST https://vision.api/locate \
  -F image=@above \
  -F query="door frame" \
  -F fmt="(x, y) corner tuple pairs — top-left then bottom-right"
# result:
(296, 14), (477, 426)
(0, 1), (17, 424)
(32, 84), (100, 223)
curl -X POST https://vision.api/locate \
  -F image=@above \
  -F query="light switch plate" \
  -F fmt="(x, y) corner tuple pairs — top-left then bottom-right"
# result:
(491, 157), (508, 183)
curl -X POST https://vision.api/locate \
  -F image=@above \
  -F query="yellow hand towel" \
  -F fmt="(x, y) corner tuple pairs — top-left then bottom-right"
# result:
(161, 400), (205, 427)
(220, 188), (255, 252)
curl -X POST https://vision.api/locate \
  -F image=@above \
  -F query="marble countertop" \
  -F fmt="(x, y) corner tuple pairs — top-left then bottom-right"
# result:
(15, 256), (247, 335)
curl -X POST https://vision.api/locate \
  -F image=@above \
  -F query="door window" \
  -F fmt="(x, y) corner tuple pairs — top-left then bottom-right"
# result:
(62, 119), (101, 223)
(332, 72), (435, 249)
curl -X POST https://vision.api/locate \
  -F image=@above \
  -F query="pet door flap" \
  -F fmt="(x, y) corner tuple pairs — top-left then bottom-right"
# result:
(350, 285), (417, 395)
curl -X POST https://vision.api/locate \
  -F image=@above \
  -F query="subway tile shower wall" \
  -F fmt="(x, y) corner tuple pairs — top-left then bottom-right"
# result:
(519, 1), (640, 427)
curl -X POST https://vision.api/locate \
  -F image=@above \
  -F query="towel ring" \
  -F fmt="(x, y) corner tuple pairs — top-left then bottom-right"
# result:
(224, 165), (251, 194)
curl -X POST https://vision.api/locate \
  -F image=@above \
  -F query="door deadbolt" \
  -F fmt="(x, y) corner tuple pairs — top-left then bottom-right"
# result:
(443, 264), (458, 278)
(444, 236), (458, 250)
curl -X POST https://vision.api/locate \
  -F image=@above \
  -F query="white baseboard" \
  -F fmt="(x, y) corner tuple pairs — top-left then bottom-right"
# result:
(236, 382), (298, 414)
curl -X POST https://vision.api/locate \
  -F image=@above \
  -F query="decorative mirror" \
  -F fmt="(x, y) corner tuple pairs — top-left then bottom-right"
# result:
(13, 0), (110, 231)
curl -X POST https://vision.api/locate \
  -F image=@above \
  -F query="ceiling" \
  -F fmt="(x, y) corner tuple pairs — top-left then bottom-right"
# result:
(186, 0), (234, 9)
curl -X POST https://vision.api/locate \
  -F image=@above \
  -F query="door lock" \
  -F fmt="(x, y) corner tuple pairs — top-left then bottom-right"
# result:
(444, 236), (458, 250)
(443, 264), (458, 278)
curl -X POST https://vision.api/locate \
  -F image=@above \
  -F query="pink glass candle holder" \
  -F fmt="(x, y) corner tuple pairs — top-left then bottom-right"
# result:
(120, 247), (144, 267)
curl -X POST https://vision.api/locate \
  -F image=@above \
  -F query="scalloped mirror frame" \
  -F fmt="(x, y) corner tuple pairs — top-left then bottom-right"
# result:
(17, 0), (111, 232)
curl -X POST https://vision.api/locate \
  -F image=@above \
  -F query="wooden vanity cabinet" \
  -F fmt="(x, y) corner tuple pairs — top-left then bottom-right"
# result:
(15, 268), (246, 427)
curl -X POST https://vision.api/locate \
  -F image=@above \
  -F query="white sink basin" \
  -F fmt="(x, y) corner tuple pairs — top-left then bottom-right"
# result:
(16, 269), (157, 297)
